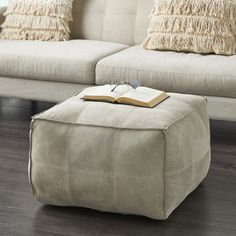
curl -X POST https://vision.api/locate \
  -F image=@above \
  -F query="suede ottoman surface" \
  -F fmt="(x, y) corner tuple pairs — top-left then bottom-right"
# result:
(29, 87), (211, 220)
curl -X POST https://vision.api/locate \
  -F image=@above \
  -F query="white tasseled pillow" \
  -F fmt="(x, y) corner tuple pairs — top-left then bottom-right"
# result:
(142, 0), (236, 55)
(0, 0), (73, 41)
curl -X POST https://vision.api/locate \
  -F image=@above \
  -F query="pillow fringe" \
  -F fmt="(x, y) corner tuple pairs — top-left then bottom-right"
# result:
(0, 28), (69, 41)
(148, 15), (236, 37)
(152, 0), (236, 20)
(4, 0), (73, 21)
(2, 14), (70, 33)
(143, 0), (236, 55)
(142, 33), (236, 55)
(0, 0), (73, 41)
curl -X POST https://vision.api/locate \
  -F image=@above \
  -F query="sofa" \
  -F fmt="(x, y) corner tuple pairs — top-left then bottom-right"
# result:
(0, 0), (236, 122)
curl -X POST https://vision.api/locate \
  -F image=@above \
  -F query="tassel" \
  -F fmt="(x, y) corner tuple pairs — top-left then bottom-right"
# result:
(152, 0), (236, 20)
(4, 0), (73, 21)
(148, 15), (236, 37)
(2, 14), (70, 33)
(142, 32), (236, 55)
(0, 28), (69, 41)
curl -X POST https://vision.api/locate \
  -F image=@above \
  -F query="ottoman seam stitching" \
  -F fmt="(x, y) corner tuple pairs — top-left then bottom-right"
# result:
(31, 118), (167, 131)
(166, 99), (207, 129)
(161, 101), (209, 218)
(162, 129), (167, 219)
(28, 120), (41, 202)
(31, 98), (206, 132)
(110, 106), (136, 211)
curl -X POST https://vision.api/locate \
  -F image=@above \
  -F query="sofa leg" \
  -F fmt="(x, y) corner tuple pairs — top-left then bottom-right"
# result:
(30, 100), (37, 115)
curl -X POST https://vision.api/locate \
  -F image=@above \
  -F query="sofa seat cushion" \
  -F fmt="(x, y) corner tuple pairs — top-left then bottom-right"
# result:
(96, 46), (236, 98)
(0, 39), (127, 84)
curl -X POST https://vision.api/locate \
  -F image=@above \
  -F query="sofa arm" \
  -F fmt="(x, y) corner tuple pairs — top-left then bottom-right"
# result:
(0, 7), (7, 31)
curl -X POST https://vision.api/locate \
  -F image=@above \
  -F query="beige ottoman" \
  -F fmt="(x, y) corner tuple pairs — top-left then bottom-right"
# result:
(29, 87), (211, 220)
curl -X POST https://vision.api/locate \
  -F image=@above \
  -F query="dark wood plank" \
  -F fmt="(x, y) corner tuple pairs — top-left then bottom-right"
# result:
(0, 97), (236, 236)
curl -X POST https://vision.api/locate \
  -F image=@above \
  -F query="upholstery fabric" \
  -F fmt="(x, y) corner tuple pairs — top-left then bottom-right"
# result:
(0, 76), (235, 121)
(206, 96), (236, 122)
(0, 39), (127, 84)
(70, 0), (153, 45)
(143, 0), (236, 55)
(96, 46), (236, 98)
(0, 0), (74, 41)
(0, 77), (91, 102)
(29, 88), (211, 220)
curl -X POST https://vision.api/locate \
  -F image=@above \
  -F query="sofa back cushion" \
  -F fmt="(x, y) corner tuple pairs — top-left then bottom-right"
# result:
(70, 0), (153, 45)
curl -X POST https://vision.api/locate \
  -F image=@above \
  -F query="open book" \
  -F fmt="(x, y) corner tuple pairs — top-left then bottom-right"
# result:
(82, 85), (169, 108)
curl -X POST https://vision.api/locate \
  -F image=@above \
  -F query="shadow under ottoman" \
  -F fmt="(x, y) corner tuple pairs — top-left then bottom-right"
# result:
(29, 87), (211, 220)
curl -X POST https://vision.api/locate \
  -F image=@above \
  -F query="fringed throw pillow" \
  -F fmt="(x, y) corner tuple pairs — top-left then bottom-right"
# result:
(142, 0), (236, 55)
(0, 0), (73, 41)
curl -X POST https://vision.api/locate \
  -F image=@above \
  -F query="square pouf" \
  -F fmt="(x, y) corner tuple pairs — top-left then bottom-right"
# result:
(29, 87), (211, 220)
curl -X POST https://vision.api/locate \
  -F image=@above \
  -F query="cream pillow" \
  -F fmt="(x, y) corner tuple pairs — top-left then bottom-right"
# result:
(0, 0), (73, 41)
(143, 0), (236, 55)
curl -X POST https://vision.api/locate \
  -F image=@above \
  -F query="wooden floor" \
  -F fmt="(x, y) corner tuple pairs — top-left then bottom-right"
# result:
(0, 97), (235, 236)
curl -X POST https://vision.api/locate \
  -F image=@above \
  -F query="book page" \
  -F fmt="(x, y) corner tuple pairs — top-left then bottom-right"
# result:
(120, 87), (164, 103)
(84, 84), (133, 100)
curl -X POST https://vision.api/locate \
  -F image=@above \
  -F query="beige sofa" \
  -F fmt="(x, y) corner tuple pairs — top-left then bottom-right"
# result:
(0, 0), (236, 121)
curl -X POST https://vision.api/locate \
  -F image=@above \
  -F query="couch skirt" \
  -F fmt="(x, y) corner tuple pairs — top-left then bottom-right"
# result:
(29, 87), (211, 220)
